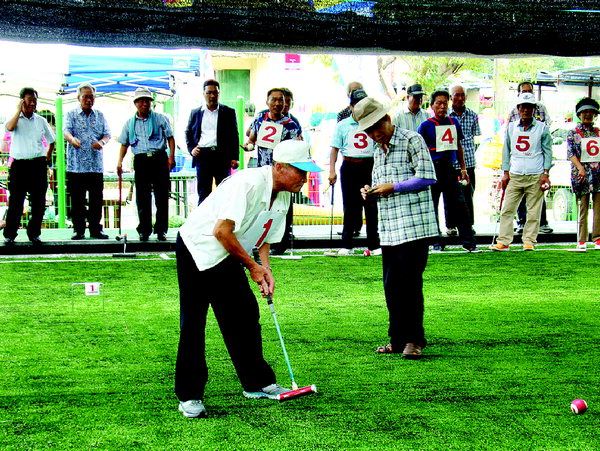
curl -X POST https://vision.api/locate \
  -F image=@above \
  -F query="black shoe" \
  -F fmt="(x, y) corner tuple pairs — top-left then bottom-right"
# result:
(4, 237), (15, 245)
(29, 236), (43, 245)
(157, 233), (167, 241)
(139, 234), (149, 242)
(71, 232), (85, 240)
(539, 225), (554, 234)
(90, 231), (109, 239)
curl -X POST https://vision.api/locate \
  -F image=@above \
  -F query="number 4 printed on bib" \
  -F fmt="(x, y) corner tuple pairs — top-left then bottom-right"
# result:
(435, 125), (458, 152)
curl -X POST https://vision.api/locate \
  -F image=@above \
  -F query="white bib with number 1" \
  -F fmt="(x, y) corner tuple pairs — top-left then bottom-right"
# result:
(435, 125), (458, 152)
(257, 121), (284, 149)
(238, 210), (285, 252)
(580, 137), (600, 163)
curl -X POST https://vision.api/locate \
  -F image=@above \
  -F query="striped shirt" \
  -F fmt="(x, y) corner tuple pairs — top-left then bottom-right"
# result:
(392, 107), (431, 132)
(372, 127), (438, 246)
(449, 107), (481, 169)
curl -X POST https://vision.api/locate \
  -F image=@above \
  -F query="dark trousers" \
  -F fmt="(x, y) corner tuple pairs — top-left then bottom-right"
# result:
(195, 149), (231, 205)
(340, 159), (380, 250)
(175, 235), (276, 400)
(3, 157), (47, 240)
(270, 202), (293, 254)
(517, 197), (548, 227)
(66, 172), (104, 234)
(430, 159), (475, 247)
(446, 166), (475, 229)
(382, 239), (430, 350)
(133, 152), (170, 236)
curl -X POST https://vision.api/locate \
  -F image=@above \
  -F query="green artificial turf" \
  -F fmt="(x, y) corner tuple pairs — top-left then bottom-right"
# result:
(0, 252), (598, 450)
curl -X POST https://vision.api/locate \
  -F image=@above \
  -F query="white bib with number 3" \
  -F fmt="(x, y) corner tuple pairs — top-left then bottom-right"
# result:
(257, 121), (284, 149)
(345, 130), (374, 157)
(239, 210), (285, 252)
(435, 125), (458, 152)
(580, 137), (600, 163)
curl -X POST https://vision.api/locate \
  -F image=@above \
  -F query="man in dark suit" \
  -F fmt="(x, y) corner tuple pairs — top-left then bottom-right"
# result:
(185, 80), (239, 205)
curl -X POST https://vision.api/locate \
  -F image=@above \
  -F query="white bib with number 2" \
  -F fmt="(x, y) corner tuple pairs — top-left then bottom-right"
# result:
(257, 121), (284, 149)
(435, 125), (458, 152)
(580, 137), (600, 163)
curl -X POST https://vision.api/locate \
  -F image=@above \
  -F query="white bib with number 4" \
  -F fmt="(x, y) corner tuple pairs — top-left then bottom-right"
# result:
(257, 121), (284, 149)
(580, 137), (600, 163)
(435, 125), (458, 152)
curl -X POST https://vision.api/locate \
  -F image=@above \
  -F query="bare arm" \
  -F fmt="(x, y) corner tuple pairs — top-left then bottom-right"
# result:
(117, 144), (128, 175)
(329, 147), (339, 185)
(167, 136), (176, 170)
(5, 100), (23, 132)
(213, 219), (274, 296)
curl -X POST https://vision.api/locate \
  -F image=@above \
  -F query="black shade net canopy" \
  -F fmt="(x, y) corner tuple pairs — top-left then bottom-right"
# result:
(2, 0), (600, 56)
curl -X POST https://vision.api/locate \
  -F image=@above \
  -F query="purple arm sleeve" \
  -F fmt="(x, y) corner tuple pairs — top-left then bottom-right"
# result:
(393, 177), (436, 193)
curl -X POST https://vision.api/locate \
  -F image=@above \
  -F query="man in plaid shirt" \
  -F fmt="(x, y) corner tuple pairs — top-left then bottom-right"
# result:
(353, 97), (437, 359)
(446, 84), (481, 234)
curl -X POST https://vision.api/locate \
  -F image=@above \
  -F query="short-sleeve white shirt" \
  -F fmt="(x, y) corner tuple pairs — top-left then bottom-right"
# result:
(179, 165), (291, 271)
(7, 112), (55, 160)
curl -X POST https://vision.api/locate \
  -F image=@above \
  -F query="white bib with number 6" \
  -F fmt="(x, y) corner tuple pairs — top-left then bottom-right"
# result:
(435, 125), (458, 152)
(580, 137), (600, 163)
(257, 121), (284, 149)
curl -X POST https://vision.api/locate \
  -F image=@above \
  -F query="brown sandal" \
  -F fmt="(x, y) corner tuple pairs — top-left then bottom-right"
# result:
(376, 343), (394, 354)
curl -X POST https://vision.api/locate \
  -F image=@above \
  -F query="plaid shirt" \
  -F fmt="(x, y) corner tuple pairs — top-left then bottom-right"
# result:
(372, 127), (438, 246)
(392, 107), (431, 132)
(449, 107), (480, 169)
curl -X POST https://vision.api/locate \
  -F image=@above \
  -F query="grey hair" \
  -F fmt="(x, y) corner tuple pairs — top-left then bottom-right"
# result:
(77, 83), (96, 96)
(449, 84), (465, 96)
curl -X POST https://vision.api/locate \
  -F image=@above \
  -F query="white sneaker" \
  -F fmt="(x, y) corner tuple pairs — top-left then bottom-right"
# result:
(577, 242), (587, 250)
(178, 400), (207, 418)
(337, 248), (351, 256)
(243, 383), (291, 400)
(370, 248), (382, 256)
(595, 240), (600, 250)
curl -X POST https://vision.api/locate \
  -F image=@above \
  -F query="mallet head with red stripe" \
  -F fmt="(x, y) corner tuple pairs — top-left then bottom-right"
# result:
(276, 384), (317, 401)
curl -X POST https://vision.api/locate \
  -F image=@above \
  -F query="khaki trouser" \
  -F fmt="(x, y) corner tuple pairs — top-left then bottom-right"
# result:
(498, 173), (545, 246)
(577, 192), (600, 243)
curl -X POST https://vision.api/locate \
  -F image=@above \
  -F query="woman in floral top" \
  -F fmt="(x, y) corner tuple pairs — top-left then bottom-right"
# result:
(566, 97), (600, 250)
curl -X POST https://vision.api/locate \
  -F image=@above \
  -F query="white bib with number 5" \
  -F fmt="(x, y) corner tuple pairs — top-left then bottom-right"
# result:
(257, 121), (284, 149)
(435, 125), (458, 152)
(580, 137), (600, 163)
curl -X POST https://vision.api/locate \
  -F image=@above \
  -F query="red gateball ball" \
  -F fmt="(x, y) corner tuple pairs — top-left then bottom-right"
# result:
(570, 399), (588, 415)
(363, 250), (371, 257)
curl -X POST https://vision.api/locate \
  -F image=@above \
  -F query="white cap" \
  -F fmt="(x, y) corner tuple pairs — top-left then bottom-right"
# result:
(516, 92), (537, 107)
(273, 140), (322, 173)
(133, 88), (154, 102)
